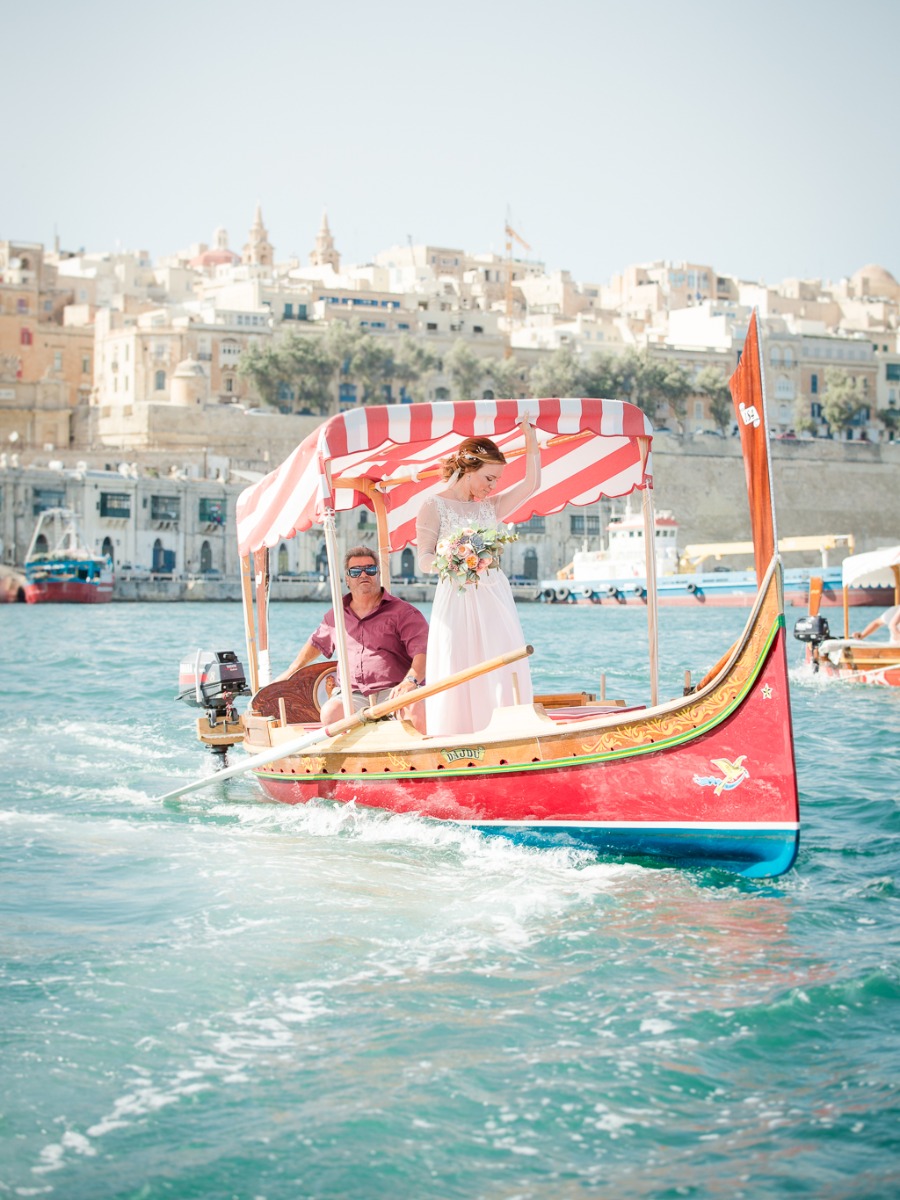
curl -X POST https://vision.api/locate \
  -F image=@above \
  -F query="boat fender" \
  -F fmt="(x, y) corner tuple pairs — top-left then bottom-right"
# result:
(633, 585), (646, 598)
(686, 582), (698, 594)
(581, 587), (595, 600)
(606, 586), (620, 598)
(541, 587), (555, 602)
(554, 586), (570, 602)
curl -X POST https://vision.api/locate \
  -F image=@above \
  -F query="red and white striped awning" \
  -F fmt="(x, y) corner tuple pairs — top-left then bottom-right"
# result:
(236, 398), (653, 556)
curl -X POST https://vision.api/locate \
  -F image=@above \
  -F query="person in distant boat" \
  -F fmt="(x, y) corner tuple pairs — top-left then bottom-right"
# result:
(852, 605), (900, 644)
(274, 546), (428, 730)
(416, 423), (541, 737)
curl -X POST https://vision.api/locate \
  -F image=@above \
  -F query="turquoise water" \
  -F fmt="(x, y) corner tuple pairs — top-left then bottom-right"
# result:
(2, 601), (899, 1199)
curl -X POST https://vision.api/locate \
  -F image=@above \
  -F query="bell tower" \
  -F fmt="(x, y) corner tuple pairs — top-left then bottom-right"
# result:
(242, 204), (274, 267)
(309, 210), (340, 272)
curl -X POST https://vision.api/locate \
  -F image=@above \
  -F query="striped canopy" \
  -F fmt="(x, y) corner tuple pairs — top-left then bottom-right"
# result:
(236, 398), (653, 557)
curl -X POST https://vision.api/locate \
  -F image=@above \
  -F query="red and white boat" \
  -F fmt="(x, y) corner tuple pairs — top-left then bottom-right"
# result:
(171, 311), (800, 879)
(24, 508), (115, 604)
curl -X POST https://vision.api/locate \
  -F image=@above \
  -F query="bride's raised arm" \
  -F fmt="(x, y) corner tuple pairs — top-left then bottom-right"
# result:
(495, 422), (541, 522)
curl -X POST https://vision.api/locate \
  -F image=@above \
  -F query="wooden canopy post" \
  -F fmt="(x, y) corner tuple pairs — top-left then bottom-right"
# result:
(253, 548), (271, 687)
(638, 438), (659, 708)
(240, 553), (260, 696)
(372, 484), (392, 592)
(323, 508), (354, 719)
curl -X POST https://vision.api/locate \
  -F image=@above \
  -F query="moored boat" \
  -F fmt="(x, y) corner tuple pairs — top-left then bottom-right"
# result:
(24, 508), (115, 604)
(167, 310), (800, 879)
(544, 519), (884, 609)
(794, 545), (900, 686)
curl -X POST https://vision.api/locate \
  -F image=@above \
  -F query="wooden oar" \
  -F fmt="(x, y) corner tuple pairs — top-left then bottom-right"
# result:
(808, 576), (823, 617)
(158, 644), (534, 803)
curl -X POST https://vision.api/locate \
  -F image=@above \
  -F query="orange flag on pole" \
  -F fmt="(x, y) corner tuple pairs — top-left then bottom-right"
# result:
(729, 310), (776, 585)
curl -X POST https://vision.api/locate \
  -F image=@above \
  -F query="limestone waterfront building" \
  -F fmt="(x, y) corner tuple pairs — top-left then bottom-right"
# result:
(2, 210), (900, 583)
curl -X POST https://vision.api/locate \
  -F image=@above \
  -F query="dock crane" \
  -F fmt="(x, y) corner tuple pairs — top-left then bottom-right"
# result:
(504, 219), (531, 358)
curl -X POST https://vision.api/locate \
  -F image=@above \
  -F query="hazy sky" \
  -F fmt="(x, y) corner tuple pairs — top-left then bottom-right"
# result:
(3, 0), (897, 287)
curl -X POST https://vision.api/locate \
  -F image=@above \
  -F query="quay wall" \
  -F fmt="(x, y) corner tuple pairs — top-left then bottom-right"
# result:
(650, 436), (899, 554)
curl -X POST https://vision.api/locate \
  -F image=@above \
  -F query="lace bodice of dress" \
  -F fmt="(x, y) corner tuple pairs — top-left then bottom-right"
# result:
(434, 495), (499, 540)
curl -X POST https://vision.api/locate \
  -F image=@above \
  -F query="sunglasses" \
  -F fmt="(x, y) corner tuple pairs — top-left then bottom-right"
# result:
(347, 564), (379, 578)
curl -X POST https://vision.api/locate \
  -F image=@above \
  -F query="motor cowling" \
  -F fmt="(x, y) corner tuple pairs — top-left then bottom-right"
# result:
(176, 649), (250, 714)
(793, 614), (830, 645)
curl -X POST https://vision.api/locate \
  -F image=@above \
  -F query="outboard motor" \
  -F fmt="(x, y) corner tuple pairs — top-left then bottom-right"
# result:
(793, 614), (831, 673)
(176, 649), (250, 756)
(793, 614), (830, 647)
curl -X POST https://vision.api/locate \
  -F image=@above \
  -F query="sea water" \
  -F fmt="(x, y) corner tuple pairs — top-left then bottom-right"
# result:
(1, 601), (899, 1199)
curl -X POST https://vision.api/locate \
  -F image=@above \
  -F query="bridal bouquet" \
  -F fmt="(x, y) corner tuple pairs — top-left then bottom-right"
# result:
(433, 526), (519, 591)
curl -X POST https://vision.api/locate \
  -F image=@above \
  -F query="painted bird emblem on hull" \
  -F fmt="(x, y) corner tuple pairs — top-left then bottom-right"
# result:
(693, 755), (750, 795)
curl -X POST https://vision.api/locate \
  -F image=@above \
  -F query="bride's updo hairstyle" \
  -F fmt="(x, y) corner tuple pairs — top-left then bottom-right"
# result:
(441, 437), (506, 481)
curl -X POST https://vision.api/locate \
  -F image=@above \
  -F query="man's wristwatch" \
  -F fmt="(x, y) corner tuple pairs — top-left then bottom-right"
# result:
(405, 672), (422, 686)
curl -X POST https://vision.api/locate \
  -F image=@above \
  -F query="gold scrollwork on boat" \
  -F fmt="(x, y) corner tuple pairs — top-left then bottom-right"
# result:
(577, 613), (776, 758)
(302, 754), (328, 774)
(387, 752), (412, 772)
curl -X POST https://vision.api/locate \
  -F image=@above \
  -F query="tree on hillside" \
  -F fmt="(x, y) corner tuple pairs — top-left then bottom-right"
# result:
(695, 366), (734, 433)
(446, 340), (484, 400)
(237, 342), (283, 409)
(529, 346), (583, 397)
(878, 404), (900, 443)
(579, 351), (622, 400)
(655, 361), (692, 432)
(484, 355), (523, 398)
(390, 336), (439, 403)
(281, 335), (334, 414)
(821, 368), (866, 438)
(793, 395), (819, 436)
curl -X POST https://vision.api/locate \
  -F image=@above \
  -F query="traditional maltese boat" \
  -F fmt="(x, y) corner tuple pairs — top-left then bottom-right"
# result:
(24, 508), (115, 604)
(794, 545), (900, 686)
(167, 311), (799, 879)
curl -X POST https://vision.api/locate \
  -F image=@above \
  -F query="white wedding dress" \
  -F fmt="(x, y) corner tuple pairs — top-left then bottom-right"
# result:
(417, 495), (533, 737)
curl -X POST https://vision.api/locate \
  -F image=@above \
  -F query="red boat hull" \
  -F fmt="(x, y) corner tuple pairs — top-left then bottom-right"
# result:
(25, 580), (114, 604)
(249, 571), (799, 877)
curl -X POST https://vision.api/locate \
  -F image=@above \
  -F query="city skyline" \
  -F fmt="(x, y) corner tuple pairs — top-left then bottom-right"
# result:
(3, 0), (898, 288)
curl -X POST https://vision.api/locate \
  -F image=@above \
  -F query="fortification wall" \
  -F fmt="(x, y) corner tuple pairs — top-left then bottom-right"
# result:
(651, 437), (899, 562)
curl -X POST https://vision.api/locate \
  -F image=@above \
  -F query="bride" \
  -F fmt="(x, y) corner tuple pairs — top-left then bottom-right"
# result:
(416, 423), (541, 736)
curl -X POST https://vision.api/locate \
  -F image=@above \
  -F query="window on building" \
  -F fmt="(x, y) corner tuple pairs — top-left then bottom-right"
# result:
(82, 355), (91, 374)
(155, 370), (166, 390)
(151, 495), (180, 522)
(886, 364), (900, 382)
(811, 373), (818, 394)
(17, 298), (27, 313)
(53, 352), (62, 371)
(518, 516), (546, 532)
(199, 498), (224, 525)
(570, 514), (601, 535)
(20, 328), (32, 346)
(32, 487), (66, 515)
(99, 492), (131, 519)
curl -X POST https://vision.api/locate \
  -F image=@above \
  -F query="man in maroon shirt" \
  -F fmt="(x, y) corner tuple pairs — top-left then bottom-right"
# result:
(275, 546), (428, 730)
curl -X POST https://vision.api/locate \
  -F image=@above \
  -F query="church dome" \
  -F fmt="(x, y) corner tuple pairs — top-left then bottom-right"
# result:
(850, 263), (899, 298)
